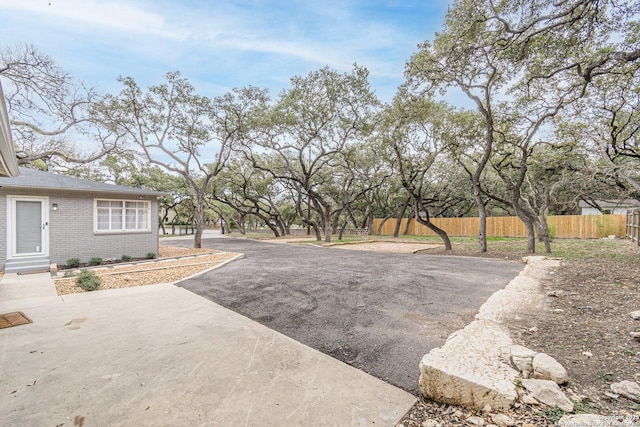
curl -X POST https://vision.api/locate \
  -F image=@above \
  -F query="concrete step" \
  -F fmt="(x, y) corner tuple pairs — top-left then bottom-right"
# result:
(4, 257), (51, 274)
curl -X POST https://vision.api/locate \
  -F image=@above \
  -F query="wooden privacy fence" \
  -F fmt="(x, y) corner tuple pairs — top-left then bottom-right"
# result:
(373, 214), (627, 239)
(628, 209), (640, 245)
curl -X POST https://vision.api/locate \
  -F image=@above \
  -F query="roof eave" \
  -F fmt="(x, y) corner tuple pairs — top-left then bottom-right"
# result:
(0, 83), (20, 178)
(0, 183), (164, 197)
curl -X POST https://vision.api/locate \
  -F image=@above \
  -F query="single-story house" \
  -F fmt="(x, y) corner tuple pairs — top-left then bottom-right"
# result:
(579, 199), (640, 215)
(0, 167), (163, 273)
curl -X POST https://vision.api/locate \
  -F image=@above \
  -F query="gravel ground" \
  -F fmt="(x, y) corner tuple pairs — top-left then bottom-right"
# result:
(54, 245), (240, 295)
(259, 236), (443, 253)
(331, 241), (443, 253)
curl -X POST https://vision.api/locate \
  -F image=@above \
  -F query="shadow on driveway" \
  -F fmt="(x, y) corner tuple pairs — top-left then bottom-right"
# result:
(176, 237), (524, 395)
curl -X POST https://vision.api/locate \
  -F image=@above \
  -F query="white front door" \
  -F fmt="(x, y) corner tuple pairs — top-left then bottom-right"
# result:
(8, 196), (49, 258)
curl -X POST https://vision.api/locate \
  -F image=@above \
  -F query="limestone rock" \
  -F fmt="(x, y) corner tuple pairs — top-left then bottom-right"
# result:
(491, 413), (515, 427)
(547, 290), (564, 297)
(521, 395), (538, 405)
(630, 331), (640, 340)
(630, 311), (640, 320)
(421, 420), (441, 427)
(521, 379), (574, 412)
(476, 275), (544, 323)
(510, 345), (537, 372)
(558, 414), (629, 426)
(610, 380), (640, 403)
(466, 415), (485, 425)
(604, 391), (619, 399)
(532, 353), (568, 384)
(419, 320), (519, 411)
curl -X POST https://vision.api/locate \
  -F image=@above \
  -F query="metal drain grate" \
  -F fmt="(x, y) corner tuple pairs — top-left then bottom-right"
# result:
(0, 312), (32, 329)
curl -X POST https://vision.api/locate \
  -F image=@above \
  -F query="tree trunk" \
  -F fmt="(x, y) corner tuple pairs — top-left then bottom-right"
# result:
(393, 198), (409, 238)
(360, 204), (372, 229)
(193, 194), (205, 248)
(474, 188), (488, 253)
(536, 208), (552, 254)
(331, 213), (339, 235)
(265, 221), (281, 237)
(323, 205), (332, 243)
(536, 220), (552, 253)
(376, 214), (394, 235)
(366, 212), (374, 235)
(402, 214), (413, 236)
(525, 219), (536, 253)
(337, 221), (349, 240)
(413, 201), (451, 250)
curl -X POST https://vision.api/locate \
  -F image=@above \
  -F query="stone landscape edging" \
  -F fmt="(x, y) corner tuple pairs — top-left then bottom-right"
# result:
(166, 253), (245, 286)
(418, 256), (560, 411)
(51, 251), (223, 277)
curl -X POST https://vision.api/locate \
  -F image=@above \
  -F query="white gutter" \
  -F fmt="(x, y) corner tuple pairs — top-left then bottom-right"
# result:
(0, 81), (20, 177)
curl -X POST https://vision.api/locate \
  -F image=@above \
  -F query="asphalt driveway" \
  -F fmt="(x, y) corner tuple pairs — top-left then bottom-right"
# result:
(175, 237), (524, 395)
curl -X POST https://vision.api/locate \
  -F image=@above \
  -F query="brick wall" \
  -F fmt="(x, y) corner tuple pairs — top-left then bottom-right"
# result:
(0, 189), (159, 267)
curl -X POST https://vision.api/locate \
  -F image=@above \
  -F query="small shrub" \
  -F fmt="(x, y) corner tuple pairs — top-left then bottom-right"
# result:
(547, 219), (557, 240)
(121, 255), (132, 262)
(66, 258), (81, 268)
(76, 270), (101, 291)
(63, 270), (76, 278)
(88, 257), (103, 266)
(146, 252), (156, 259)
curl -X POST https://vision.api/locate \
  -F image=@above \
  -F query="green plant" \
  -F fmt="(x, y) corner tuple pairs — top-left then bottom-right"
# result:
(594, 215), (615, 237)
(538, 406), (568, 423)
(76, 270), (101, 291)
(66, 258), (81, 268)
(88, 257), (103, 266)
(597, 371), (614, 382)
(573, 397), (600, 413)
(63, 270), (76, 278)
(146, 252), (156, 259)
(121, 255), (132, 262)
(547, 220), (557, 240)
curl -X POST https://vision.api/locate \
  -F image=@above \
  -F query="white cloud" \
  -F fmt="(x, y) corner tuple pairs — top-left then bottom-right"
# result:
(0, 0), (449, 101)
(0, 0), (186, 39)
(0, 0), (418, 75)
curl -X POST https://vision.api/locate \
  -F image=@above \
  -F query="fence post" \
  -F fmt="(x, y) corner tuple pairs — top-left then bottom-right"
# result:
(627, 209), (640, 246)
(636, 209), (640, 246)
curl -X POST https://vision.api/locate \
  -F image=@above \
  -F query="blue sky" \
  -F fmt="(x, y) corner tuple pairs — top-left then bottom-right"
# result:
(0, 0), (451, 103)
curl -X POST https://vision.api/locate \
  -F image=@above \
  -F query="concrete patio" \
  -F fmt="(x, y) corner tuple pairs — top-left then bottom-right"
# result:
(0, 271), (415, 426)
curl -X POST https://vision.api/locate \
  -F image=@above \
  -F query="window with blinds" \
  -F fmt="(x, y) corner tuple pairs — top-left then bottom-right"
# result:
(95, 199), (150, 232)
